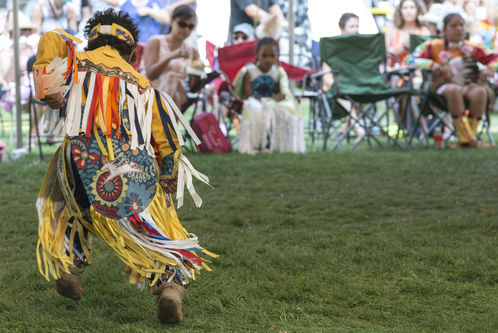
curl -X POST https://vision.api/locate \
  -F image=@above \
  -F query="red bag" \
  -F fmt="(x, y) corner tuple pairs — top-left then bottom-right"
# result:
(191, 112), (231, 153)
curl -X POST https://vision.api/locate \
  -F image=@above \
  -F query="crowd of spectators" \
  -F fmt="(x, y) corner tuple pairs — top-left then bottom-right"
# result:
(2, 1), (497, 90)
(1, 0), (498, 151)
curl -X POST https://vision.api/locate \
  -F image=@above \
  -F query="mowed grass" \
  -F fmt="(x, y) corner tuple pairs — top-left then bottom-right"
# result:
(0, 148), (498, 332)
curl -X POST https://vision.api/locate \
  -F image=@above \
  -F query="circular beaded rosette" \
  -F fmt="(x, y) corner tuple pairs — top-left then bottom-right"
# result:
(69, 135), (158, 219)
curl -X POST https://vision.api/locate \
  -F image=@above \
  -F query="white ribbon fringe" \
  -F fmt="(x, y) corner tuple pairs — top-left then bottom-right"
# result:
(176, 154), (211, 209)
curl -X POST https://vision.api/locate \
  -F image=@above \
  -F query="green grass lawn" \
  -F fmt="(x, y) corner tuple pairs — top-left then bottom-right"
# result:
(1, 147), (497, 332)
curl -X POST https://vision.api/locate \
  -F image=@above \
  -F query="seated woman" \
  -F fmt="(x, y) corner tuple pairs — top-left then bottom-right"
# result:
(235, 37), (305, 154)
(143, 4), (200, 110)
(408, 12), (498, 147)
(386, 0), (430, 67)
(322, 12), (365, 143)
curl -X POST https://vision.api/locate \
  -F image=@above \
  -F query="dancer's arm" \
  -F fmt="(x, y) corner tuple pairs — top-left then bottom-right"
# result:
(33, 32), (70, 100)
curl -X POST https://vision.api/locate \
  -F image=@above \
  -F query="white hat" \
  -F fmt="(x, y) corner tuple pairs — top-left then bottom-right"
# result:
(233, 23), (254, 38)
(7, 12), (37, 33)
(419, 3), (467, 31)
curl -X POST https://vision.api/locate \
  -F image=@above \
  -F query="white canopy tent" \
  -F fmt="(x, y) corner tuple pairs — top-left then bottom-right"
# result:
(308, 0), (378, 39)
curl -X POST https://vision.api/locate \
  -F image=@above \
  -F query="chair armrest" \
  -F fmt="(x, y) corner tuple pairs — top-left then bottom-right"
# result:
(293, 90), (319, 99)
(310, 69), (339, 80)
(385, 66), (422, 88)
(387, 65), (417, 77)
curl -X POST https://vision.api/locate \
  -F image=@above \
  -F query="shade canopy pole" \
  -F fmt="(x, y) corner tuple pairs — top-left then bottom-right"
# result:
(13, 0), (23, 149)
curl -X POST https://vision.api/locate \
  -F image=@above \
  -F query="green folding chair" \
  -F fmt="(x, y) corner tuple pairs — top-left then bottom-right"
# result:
(319, 33), (416, 151)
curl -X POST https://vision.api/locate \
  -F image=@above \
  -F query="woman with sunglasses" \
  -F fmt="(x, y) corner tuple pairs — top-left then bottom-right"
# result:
(144, 4), (200, 109)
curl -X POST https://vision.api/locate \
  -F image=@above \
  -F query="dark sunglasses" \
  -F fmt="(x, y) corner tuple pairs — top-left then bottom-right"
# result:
(177, 20), (196, 30)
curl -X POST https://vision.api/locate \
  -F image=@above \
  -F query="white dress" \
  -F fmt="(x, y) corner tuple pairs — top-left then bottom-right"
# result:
(237, 63), (305, 154)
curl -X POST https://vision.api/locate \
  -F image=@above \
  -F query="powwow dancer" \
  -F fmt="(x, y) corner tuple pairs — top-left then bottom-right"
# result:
(33, 9), (216, 324)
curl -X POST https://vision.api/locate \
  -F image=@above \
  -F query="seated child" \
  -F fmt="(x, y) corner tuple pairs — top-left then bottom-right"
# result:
(236, 37), (305, 154)
(408, 13), (498, 147)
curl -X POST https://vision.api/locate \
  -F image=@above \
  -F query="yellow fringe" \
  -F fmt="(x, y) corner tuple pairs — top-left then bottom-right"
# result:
(36, 144), (216, 285)
(85, 186), (213, 285)
(93, 125), (108, 158)
(106, 136), (115, 161)
(36, 197), (91, 281)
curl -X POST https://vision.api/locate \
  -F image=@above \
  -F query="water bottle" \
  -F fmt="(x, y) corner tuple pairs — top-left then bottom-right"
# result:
(433, 127), (444, 149)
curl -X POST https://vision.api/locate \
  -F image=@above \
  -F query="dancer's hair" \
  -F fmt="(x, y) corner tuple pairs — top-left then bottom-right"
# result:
(172, 4), (196, 21)
(85, 9), (139, 62)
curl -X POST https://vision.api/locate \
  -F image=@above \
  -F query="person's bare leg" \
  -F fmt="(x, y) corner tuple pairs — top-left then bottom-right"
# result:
(443, 85), (465, 117)
(465, 85), (486, 119)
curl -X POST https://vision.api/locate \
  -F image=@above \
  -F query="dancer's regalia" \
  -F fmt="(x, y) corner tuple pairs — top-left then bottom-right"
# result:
(34, 26), (215, 289)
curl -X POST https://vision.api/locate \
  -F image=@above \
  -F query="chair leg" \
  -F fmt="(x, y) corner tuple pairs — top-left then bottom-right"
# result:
(362, 103), (402, 149)
(308, 99), (316, 145)
(29, 100), (44, 160)
(320, 93), (343, 151)
(481, 117), (495, 146)
(409, 95), (431, 148)
(28, 101), (32, 151)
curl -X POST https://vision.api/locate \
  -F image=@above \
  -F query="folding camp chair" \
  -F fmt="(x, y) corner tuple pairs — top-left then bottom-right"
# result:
(217, 40), (316, 92)
(407, 34), (495, 147)
(208, 40), (257, 145)
(215, 40), (316, 147)
(319, 33), (415, 151)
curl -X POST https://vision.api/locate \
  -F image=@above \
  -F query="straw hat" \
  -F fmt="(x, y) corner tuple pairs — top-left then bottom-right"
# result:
(255, 14), (282, 40)
(7, 12), (37, 33)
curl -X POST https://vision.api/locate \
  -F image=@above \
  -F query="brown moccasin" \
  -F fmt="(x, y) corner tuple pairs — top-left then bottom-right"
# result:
(156, 282), (188, 324)
(55, 266), (84, 301)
